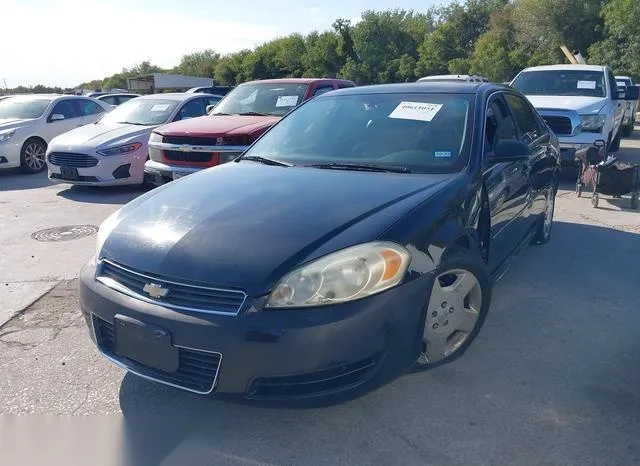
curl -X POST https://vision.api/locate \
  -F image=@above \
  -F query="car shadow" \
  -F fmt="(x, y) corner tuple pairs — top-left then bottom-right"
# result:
(56, 185), (146, 205)
(0, 169), (55, 191)
(117, 220), (640, 466)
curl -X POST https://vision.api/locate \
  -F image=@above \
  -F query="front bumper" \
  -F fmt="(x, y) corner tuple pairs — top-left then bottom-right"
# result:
(79, 260), (429, 400)
(0, 140), (23, 169)
(47, 150), (147, 186)
(143, 160), (201, 187)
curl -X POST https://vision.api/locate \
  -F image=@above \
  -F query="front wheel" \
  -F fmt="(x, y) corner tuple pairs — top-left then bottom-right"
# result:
(20, 138), (48, 173)
(415, 251), (491, 370)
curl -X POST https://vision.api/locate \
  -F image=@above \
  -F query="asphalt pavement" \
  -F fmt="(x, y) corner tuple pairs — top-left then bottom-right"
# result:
(1, 137), (640, 466)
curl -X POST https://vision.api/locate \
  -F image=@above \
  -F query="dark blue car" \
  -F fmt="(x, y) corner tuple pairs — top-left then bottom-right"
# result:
(80, 82), (560, 400)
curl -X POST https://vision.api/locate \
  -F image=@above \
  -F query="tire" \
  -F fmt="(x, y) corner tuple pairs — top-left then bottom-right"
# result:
(610, 132), (621, 153)
(414, 250), (491, 370)
(533, 186), (556, 245)
(20, 138), (48, 173)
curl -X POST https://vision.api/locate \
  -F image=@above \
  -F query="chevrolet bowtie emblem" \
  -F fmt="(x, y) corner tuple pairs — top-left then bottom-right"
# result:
(143, 282), (169, 299)
(179, 145), (192, 152)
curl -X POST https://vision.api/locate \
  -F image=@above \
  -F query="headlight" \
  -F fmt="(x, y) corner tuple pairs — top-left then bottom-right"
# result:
(97, 142), (142, 156)
(580, 114), (606, 132)
(0, 129), (16, 143)
(266, 241), (411, 308)
(149, 132), (162, 144)
(95, 210), (122, 258)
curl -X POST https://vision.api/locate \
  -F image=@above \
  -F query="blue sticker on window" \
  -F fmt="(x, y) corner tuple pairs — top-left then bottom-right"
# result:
(435, 151), (452, 158)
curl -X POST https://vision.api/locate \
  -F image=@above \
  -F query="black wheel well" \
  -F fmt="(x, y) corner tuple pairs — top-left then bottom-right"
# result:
(21, 136), (47, 152)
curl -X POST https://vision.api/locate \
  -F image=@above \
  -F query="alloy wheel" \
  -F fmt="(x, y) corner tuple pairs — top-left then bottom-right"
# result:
(24, 142), (47, 171)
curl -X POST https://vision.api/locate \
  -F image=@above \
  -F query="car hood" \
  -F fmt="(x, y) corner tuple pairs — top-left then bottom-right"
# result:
(102, 162), (455, 296)
(0, 118), (33, 130)
(155, 114), (281, 137)
(49, 122), (155, 149)
(526, 95), (608, 114)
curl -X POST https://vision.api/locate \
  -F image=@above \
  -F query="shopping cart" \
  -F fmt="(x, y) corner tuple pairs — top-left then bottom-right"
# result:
(575, 146), (640, 209)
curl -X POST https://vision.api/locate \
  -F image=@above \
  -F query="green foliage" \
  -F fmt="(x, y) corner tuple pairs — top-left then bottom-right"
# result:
(6, 0), (639, 94)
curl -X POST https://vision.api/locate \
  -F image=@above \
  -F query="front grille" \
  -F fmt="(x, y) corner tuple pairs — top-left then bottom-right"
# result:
(49, 152), (98, 167)
(93, 316), (221, 394)
(247, 357), (378, 399)
(164, 151), (212, 163)
(50, 173), (99, 182)
(97, 260), (246, 315)
(542, 116), (573, 135)
(164, 136), (217, 146)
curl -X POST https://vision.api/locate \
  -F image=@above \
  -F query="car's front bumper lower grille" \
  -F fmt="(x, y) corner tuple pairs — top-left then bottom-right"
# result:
(96, 259), (247, 315)
(93, 316), (222, 394)
(49, 152), (99, 167)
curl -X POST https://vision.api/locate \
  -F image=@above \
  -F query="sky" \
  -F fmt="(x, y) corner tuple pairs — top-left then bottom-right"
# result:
(0, 0), (449, 88)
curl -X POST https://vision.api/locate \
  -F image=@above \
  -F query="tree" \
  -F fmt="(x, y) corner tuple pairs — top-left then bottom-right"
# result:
(589, 0), (640, 76)
(215, 50), (251, 85)
(173, 50), (220, 78)
(302, 31), (343, 77)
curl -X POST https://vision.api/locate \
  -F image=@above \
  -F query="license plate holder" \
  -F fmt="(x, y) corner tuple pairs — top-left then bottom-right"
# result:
(60, 166), (79, 180)
(114, 315), (179, 373)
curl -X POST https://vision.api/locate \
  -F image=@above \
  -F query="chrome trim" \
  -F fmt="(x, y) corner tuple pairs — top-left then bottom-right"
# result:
(144, 159), (201, 174)
(90, 315), (222, 395)
(537, 109), (582, 136)
(149, 141), (249, 153)
(96, 259), (247, 316)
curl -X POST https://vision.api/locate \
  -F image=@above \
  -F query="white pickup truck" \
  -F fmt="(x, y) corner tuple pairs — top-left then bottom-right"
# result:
(615, 75), (638, 136)
(510, 64), (639, 166)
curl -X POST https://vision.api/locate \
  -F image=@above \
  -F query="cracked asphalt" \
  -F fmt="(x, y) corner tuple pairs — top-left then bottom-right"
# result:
(1, 136), (640, 465)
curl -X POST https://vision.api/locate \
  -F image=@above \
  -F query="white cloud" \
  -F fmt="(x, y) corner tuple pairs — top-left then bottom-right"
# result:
(0, 0), (281, 87)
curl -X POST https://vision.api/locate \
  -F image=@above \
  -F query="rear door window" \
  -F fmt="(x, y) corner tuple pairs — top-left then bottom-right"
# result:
(504, 94), (544, 143)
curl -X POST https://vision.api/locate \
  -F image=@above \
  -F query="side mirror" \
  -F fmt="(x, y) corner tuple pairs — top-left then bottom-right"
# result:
(625, 85), (639, 101)
(49, 113), (65, 122)
(206, 104), (217, 114)
(489, 139), (531, 163)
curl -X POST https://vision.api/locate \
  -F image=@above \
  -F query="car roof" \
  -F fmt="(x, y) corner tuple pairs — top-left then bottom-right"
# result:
(132, 93), (222, 101)
(240, 78), (353, 85)
(96, 93), (140, 98)
(324, 81), (499, 96)
(521, 64), (607, 72)
(615, 75), (632, 80)
(418, 74), (488, 81)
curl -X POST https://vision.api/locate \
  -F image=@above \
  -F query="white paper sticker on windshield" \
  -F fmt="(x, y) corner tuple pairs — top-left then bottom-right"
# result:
(150, 103), (170, 112)
(435, 151), (452, 158)
(276, 95), (299, 107)
(388, 102), (443, 122)
(577, 81), (596, 90)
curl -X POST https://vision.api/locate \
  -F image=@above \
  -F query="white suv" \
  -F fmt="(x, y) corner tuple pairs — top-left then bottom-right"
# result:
(0, 95), (111, 173)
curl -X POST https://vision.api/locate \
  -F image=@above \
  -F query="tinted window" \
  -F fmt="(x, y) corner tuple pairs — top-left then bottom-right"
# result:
(51, 100), (80, 119)
(76, 99), (105, 116)
(485, 95), (518, 154)
(212, 83), (309, 117)
(100, 96), (118, 105)
(504, 94), (543, 142)
(177, 99), (207, 120)
(242, 93), (473, 174)
(117, 95), (137, 104)
(313, 86), (334, 97)
(512, 70), (606, 98)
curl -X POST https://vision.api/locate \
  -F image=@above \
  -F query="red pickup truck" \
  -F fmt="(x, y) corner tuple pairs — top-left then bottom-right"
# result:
(144, 78), (356, 186)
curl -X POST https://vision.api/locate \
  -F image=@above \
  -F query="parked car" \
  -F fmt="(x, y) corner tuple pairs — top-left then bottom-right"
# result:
(0, 95), (14, 102)
(144, 78), (356, 186)
(46, 93), (223, 186)
(418, 74), (490, 83)
(186, 86), (235, 96)
(615, 75), (638, 136)
(0, 94), (112, 173)
(510, 64), (639, 166)
(95, 93), (141, 107)
(80, 82), (560, 399)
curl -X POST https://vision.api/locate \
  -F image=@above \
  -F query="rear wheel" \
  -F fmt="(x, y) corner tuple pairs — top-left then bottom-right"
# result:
(415, 251), (491, 369)
(20, 138), (47, 173)
(533, 186), (556, 245)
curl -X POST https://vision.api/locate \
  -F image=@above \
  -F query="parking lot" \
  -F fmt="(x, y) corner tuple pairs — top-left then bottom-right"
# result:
(1, 135), (640, 465)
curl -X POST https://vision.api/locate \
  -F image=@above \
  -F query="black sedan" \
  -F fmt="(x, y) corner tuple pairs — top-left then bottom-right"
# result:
(80, 82), (560, 400)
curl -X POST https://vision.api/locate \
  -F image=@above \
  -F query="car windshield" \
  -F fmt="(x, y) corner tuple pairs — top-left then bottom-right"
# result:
(211, 83), (309, 117)
(512, 70), (607, 97)
(0, 98), (51, 119)
(98, 98), (178, 125)
(241, 92), (473, 174)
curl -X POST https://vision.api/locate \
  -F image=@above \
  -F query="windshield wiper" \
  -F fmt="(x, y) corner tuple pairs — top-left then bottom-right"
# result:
(236, 111), (272, 116)
(306, 162), (411, 173)
(118, 121), (148, 126)
(241, 155), (293, 167)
